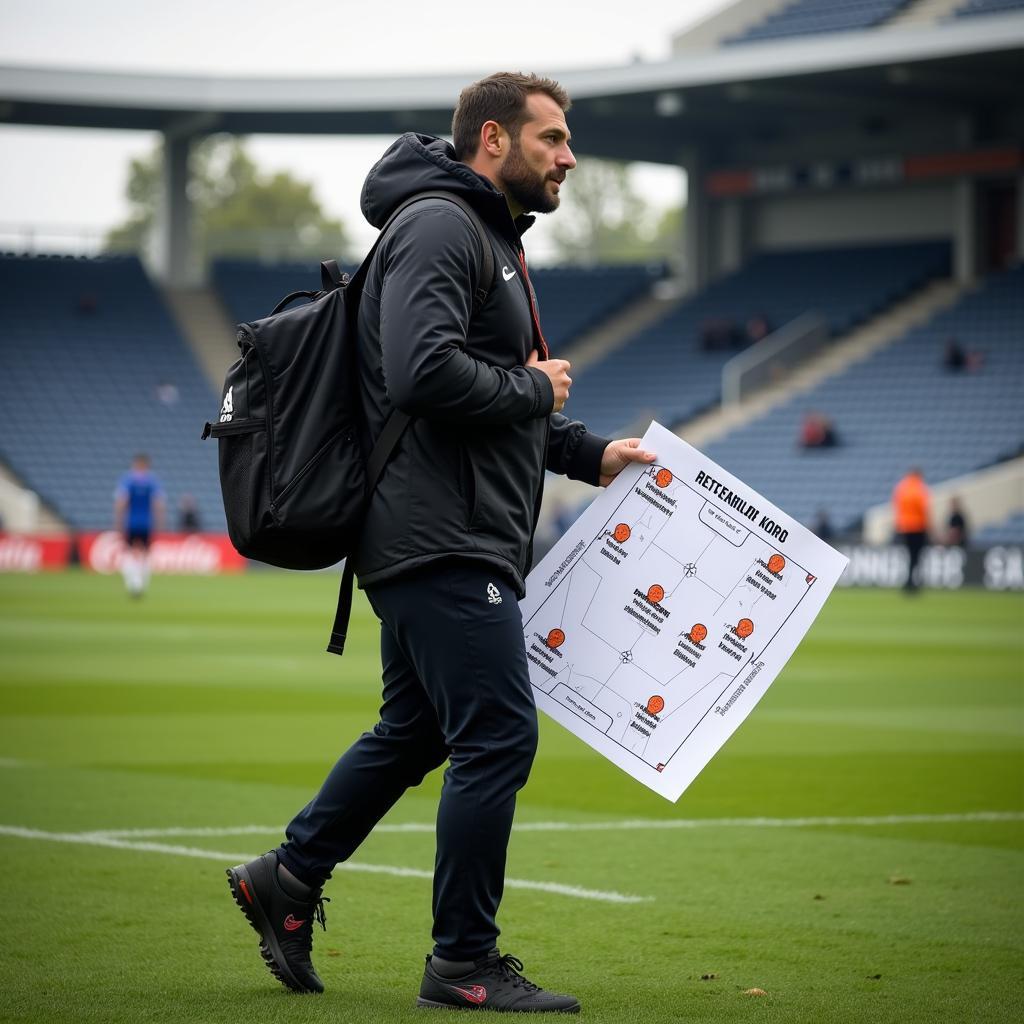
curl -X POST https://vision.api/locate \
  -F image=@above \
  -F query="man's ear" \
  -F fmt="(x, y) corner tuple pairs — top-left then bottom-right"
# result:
(479, 119), (505, 158)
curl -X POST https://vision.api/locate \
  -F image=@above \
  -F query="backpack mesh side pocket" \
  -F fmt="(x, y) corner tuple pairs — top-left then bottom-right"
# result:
(209, 418), (266, 556)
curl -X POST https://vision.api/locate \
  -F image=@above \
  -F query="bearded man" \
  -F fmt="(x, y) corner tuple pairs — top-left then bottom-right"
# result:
(227, 71), (654, 1013)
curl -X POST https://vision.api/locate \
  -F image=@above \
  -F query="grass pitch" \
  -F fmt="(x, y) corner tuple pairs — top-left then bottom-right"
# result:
(0, 571), (1021, 1023)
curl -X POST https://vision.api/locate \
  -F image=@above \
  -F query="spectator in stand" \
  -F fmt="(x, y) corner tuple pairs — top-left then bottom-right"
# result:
(812, 507), (834, 542)
(943, 338), (967, 372)
(745, 313), (772, 346)
(178, 494), (201, 533)
(892, 467), (931, 594)
(799, 410), (839, 449)
(942, 337), (984, 373)
(156, 380), (180, 406)
(114, 453), (165, 598)
(946, 497), (969, 548)
(700, 317), (741, 351)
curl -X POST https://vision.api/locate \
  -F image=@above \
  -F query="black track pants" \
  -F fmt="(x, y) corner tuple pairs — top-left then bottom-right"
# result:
(900, 530), (928, 590)
(278, 561), (539, 960)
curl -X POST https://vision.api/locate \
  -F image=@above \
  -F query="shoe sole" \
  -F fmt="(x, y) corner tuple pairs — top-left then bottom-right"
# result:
(416, 997), (580, 1013)
(226, 864), (321, 994)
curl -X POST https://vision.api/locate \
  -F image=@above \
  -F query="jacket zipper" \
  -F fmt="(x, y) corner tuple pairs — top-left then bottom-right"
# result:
(526, 418), (551, 570)
(206, 417), (265, 438)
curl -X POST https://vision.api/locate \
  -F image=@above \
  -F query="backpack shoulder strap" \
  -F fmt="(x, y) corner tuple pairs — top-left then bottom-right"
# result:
(355, 190), (495, 313)
(408, 191), (495, 314)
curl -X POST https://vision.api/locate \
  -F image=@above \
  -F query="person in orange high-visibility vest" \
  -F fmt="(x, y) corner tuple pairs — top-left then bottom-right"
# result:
(892, 468), (931, 593)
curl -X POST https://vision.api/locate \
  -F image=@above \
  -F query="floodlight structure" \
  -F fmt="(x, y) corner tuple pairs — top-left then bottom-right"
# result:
(1, 2), (1021, 287)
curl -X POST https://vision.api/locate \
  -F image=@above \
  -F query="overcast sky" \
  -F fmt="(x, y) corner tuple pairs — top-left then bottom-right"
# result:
(0, 0), (732, 258)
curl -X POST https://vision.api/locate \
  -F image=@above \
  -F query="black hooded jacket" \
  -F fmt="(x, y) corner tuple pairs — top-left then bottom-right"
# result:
(350, 133), (609, 596)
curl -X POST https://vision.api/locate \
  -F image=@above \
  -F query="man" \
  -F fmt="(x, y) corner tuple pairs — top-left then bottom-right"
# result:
(946, 496), (969, 548)
(892, 467), (931, 593)
(227, 72), (655, 1013)
(113, 453), (164, 598)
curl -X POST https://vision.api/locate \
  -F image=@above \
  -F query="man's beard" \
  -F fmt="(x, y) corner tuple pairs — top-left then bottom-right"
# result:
(501, 138), (561, 214)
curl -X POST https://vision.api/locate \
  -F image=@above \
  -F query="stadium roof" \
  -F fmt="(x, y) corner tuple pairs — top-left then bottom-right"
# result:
(1, 12), (1021, 163)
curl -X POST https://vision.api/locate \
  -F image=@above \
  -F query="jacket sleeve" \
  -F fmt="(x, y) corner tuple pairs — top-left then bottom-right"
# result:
(547, 413), (609, 485)
(377, 206), (554, 423)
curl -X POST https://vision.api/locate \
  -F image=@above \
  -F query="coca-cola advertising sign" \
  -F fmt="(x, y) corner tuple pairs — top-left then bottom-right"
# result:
(0, 532), (246, 574)
(0, 534), (70, 572)
(80, 532), (246, 575)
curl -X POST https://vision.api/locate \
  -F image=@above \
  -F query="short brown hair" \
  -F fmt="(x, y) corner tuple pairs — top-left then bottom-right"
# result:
(451, 72), (570, 161)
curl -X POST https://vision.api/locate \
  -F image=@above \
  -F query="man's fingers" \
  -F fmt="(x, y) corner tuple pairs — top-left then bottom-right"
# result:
(624, 450), (655, 463)
(618, 441), (656, 463)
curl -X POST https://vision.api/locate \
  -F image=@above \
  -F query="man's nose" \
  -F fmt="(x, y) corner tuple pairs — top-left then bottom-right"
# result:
(558, 144), (577, 170)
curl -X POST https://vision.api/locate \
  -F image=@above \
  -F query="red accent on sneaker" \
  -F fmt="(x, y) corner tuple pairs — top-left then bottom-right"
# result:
(239, 879), (254, 905)
(283, 914), (305, 932)
(450, 985), (488, 1005)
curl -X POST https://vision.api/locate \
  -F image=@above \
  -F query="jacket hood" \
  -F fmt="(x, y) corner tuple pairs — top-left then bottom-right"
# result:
(360, 133), (533, 241)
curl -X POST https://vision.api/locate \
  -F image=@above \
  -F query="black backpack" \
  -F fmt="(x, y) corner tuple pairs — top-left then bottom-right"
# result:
(203, 190), (494, 654)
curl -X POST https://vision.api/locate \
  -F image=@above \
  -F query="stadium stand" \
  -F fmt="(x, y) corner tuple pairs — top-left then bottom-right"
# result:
(723, 0), (912, 44)
(564, 241), (950, 439)
(530, 265), (666, 352)
(953, 0), (1024, 17)
(974, 510), (1024, 544)
(0, 254), (223, 530)
(212, 259), (664, 354)
(699, 262), (1024, 532)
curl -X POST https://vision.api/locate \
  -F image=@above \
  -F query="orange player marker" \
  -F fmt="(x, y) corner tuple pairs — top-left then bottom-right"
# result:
(688, 623), (708, 645)
(735, 617), (754, 639)
(647, 584), (665, 605)
(546, 628), (565, 649)
(613, 523), (631, 543)
(655, 468), (673, 488)
(646, 695), (665, 716)
(767, 553), (786, 574)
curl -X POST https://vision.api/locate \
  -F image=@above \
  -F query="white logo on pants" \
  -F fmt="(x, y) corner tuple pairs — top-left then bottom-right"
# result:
(487, 582), (502, 605)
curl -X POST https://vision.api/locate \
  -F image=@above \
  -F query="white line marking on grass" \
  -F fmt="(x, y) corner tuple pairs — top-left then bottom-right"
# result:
(0, 826), (647, 905)
(0, 826), (259, 862)
(87, 810), (1024, 840)
(89, 825), (288, 839)
(511, 811), (1024, 831)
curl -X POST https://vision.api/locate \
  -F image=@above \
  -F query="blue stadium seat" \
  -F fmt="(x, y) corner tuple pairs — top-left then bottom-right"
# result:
(0, 254), (223, 530)
(211, 259), (337, 326)
(953, 0), (1024, 17)
(566, 241), (950, 439)
(699, 263), (1024, 532)
(974, 511), (1024, 545)
(724, 0), (913, 44)
(212, 259), (664, 354)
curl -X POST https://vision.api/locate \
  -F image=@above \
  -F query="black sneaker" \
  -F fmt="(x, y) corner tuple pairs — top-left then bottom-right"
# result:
(226, 851), (328, 994)
(417, 950), (580, 1013)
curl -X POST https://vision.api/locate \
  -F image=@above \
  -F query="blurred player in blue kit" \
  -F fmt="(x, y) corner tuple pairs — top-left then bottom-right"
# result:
(114, 453), (165, 598)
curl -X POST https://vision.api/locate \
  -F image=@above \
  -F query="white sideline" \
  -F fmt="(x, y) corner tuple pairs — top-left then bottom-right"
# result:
(2, 813), (1018, 907)
(0, 825), (647, 905)
(86, 810), (1024, 839)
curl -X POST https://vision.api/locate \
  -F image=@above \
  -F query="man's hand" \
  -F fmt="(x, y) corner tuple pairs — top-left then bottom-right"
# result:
(599, 438), (657, 487)
(526, 349), (572, 413)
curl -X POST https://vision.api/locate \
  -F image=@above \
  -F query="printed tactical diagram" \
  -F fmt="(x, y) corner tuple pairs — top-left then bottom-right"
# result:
(522, 457), (819, 775)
